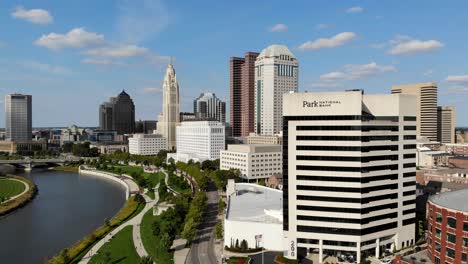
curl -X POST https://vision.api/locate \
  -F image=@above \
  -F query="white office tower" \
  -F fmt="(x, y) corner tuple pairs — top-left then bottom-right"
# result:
(128, 134), (167, 155)
(5, 94), (32, 141)
(282, 91), (417, 263)
(157, 64), (180, 150)
(172, 120), (225, 162)
(254, 45), (298, 135)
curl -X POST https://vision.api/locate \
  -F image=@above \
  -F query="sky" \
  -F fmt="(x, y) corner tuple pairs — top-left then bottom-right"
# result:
(1, 0), (468, 127)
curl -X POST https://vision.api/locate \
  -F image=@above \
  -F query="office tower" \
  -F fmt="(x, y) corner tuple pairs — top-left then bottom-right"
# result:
(5, 93), (32, 141)
(255, 45), (298, 135)
(437, 106), (455, 144)
(99, 90), (135, 135)
(99, 101), (114, 131)
(193, 92), (226, 123)
(282, 91), (417, 263)
(157, 64), (180, 150)
(135, 120), (157, 134)
(180, 112), (196, 122)
(169, 120), (225, 162)
(230, 52), (259, 137)
(392, 82), (438, 141)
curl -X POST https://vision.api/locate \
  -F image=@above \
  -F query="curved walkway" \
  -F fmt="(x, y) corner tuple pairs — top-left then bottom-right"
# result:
(161, 170), (179, 195)
(0, 177), (30, 203)
(78, 193), (156, 264)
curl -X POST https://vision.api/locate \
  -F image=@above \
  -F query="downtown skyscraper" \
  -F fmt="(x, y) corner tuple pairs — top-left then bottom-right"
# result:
(282, 90), (417, 263)
(230, 52), (259, 137)
(5, 93), (32, 141)
(99, 90), (135, 135)
(255, 45), (298, 135)
(193, 92), (226, 123)
(157, 64), (180, 150)
(392, 82), (438, 141)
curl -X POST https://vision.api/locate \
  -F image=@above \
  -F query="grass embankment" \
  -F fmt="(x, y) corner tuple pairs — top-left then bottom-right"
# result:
(89, 226), (140, 264)
(47, 195), (145, 264)
(227, 256), (251, 264)
(140, 209), (173, 263)
(50, 166), (79, 172)
(0, 178), (26, 198)
(0, 175), (37, 217)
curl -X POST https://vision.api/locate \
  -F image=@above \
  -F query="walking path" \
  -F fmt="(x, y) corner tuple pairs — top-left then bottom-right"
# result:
(78, 193), (156, 264)
(161, 170), (179, 195)
(0, 177), (30, 203)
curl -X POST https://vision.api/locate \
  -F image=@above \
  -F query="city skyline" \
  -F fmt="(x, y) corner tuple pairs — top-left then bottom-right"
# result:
(1, 1), (468, 127)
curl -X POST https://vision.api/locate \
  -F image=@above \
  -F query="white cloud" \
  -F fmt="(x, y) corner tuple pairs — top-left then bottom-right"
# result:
(299, 32), (356, 51)
(389, 39), (443, 55)
(315, 24), (328, 30)
(346, 6), (363, 13)
(81, 58), (125, 66)
(84, 45), (149, 58)
(269, 24), (288, 32)
(423, 69), (434, 77)
(142, 87), (162, 94)
(319, 62), (396, 81)
(11, 6), (53, 25)
(310, 82), (342, 89)
(34, 28), (105, 50)
(445, 75), (468, 84)
(445, 86), (468, 95)
(320, 71), (348, 81)
(18, 60), (71, 75)
(116, 0), (169, 43)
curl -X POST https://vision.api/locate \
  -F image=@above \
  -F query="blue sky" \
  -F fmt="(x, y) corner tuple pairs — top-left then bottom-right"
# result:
(1, 0), (467, 127)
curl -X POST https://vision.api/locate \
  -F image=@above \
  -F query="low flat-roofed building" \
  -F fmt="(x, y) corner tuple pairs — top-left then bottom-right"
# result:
(417, 148), (451, 168)
(220, 144), (282, 181)
(90, 143), (128, 154)
(128, 134), (167, 155)
(418, 168), (468, 185)
(224, 181), (283, 251)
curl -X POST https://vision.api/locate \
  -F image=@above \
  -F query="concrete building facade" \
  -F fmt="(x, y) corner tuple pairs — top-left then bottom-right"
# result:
(170, 120), (225, 162)
(246, 132), (283, 145)
(128, 134), (167, 155)
(220, 144), (282, 181)
(230, 52), (259, 137)
(5, 93), (32, 141)
(437, 106), (455, 144)
(255, 45), (298, 135)
(282, 91), (417, 263)
(392, 82), (438, 141)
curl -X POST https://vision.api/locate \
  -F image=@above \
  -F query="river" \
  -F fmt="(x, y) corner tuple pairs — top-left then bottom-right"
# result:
(0, 169), (127, 264)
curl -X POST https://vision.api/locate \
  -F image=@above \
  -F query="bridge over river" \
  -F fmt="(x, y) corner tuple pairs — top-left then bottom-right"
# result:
(0, 158), (81, 170)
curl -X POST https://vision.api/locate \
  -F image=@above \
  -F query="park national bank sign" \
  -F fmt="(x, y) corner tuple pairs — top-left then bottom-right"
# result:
(303, 100), (341, 108)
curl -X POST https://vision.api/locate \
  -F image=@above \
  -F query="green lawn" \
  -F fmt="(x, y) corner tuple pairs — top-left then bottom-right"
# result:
(140, 209), (173, 264)
(112, 166), (164, 188)
(0, 178), (26, 198)
(89, 226), (140, 264)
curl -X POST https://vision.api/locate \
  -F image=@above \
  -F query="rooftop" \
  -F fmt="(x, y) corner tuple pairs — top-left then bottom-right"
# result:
(226, 144), (282, 153)
(226, 183), (282, 224)
(429, 188), (468, 212)
(258, 44), (296, 59)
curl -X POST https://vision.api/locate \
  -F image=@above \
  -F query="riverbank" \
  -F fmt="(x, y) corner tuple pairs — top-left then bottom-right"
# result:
(0, 175), (37, 217)
(51, 166), (79, 172)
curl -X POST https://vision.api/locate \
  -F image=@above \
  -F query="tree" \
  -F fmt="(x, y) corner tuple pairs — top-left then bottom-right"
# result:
(235, 239), (239, 249)
(160, 232), (172, 250)
(59, 249), (70, 263)
(240, 239), (248, 251)
(181, 218), (197, 243)
(215, 221), (223, 239)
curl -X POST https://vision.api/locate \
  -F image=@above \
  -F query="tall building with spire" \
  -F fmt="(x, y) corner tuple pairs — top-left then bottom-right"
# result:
(157, 64), (180, 150)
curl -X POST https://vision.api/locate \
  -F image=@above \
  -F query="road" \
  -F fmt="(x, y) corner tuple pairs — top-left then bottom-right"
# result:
(186, 180), (219, 264)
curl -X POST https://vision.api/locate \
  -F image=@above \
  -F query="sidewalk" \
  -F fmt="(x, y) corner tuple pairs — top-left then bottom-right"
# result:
(78, 193), (156, 263)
